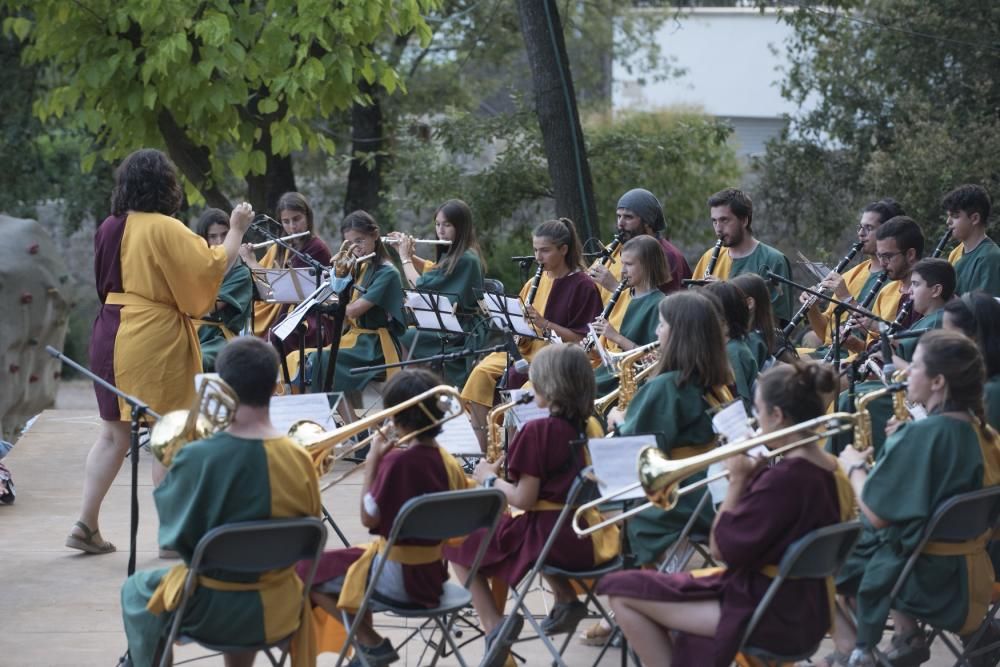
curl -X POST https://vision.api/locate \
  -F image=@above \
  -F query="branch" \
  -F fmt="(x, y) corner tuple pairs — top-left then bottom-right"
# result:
(156, 109), (231, 210)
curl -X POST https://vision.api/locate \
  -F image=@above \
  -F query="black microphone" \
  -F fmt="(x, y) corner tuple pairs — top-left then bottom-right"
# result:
(510, 255), (535, 263)
(888, 327), (929, 340)
(505, 333), (530, 375)
(879, 322), (896, 378)
(762, 267), (777, 285)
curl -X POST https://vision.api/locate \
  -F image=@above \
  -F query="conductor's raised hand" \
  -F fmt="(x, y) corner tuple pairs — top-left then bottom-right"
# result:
(229, 201), (254, 235)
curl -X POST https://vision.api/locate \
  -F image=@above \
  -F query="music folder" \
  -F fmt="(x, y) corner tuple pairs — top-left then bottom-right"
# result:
(587, 435), (659, 501)
(252, 267), (324, 304)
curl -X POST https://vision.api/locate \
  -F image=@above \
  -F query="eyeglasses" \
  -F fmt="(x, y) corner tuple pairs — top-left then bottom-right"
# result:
(876, 251), (903, 263)
(856, 224), (878, 234)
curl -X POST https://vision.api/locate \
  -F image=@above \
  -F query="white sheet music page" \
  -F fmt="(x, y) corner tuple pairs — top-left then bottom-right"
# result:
(269, 393), (341, 433)
(483, 293), (537, 337)
(404, 291), (464, 333)
(587, 436), (658, 501)
(437, 413), (482, 456)
(707, 400), (762, 506)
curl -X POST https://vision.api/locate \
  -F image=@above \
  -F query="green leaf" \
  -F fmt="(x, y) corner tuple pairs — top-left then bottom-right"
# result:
(143, 88), (157, 109)
(8, 17), (32, 41)
(258, 97), (278, 114)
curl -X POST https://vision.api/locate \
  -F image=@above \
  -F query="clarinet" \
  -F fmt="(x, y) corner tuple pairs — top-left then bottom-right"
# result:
(583, 276), (629, 352)
(526, 264), (544, 306)
(860, 298), (914, 380)
(783, 241), (864, 337)
(598, 233), (624, 267)
(822, 271), (889, 363)
(930, 228), (953, 258)
(704, 239), (723, 277)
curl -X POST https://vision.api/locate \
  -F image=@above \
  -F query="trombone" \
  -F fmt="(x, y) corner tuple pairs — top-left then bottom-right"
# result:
(297, 384), (467, 487)
(571, 412), (857, 536)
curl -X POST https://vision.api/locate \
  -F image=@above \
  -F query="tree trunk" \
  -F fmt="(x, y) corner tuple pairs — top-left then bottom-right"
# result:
(156, 110), (232, 211)
(246, 152), (296, 217)
(343, 79), (386, 217)
(516, 0), (598, 241)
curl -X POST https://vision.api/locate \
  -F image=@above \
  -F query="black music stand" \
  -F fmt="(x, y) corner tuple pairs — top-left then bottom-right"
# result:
(46, 346), (156, 578)
(403, 289), (467, 373)
(477, 288), (542, 390)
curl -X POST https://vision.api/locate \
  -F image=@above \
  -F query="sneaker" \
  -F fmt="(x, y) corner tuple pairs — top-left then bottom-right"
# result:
(540, 600), (588, 635)
(347, 638), (399, 667)
(847, 649), (876, 667)
(481, 614), (524, 667)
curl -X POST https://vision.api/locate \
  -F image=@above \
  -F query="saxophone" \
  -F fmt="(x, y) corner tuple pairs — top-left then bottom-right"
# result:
(594, 344), (660, 414)
(853, 370), (909, 457)
(486, 393), (534, 464)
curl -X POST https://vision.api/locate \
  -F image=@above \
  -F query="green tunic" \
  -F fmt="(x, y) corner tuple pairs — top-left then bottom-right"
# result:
(727, 337), (758, 404)
(121, 433), (321, 666)
(745, 329), (770, 371)
(397, 250), (486, 386)
(594, 290), (665, 397)
(619, 371), (718, 565)
(308, 263), (406, 391)
(836, 416), (993, 648)
(953, 237), (1000, 297)
(897, 308), (943, 362)
(197, 262), (253, 371)
(832, 381), (892, 457)
(731, 241), (794, 323)
(986, 376), (1000, 433)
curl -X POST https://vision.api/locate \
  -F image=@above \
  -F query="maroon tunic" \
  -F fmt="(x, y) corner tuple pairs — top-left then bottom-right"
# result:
(89, 215), (128, 420)
(302, 444), (457, 608)
(505, 271), (603, 387)
(266, 235), (334, 353)
(658, 236), (692, 293)
(444, 417), (601, 584)
(597, 457), (842, 667)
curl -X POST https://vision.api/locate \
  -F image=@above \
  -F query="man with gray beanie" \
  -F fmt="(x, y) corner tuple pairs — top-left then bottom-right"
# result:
(589, 188), (691, 297)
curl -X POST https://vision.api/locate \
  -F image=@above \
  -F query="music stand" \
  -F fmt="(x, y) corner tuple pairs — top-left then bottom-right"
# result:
(403, 289), (466, 371)
(477, 289), (540, 340)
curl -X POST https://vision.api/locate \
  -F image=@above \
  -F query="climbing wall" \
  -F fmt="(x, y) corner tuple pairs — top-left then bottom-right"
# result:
(0, 215), (72, 442)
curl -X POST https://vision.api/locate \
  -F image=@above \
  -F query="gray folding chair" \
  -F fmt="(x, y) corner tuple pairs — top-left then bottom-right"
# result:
(738, 520), (863, 664)
(158, 517), (328, 667)
(873, 485), (1000, 667)
(335, 487), (507, 667)
(484, 468), (627, 667)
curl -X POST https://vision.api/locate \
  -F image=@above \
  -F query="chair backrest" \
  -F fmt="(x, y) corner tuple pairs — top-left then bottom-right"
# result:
(190, 517), (328, 574)
(392, 488), (506, 542)
(924, 485), (1000, 543)
(780, 520), (864, 579)
(739, 520), (862, 653)
(483, 278), (506, 296)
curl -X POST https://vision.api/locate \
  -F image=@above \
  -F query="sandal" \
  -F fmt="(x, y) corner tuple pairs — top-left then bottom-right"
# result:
(65, 520), (116, 554)
(579, 620), (613, 646)
(884, 629), (930, 667)
(806, 649), (851, 666)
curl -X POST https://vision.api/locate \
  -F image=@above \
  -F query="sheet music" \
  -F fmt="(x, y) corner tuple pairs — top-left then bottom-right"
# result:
(711, 399), (755, 445)
(481, 292), (538, 337)
(404, 291), (464, 333)
(506, 389), (550, 428)
(796, 251), (833, 282)
(269, 393), (343, 433)
(437, 413), (483, 456)
(587, 436), (658, 500)
(272, 282), (337, 341)
(253, 267), (325, 303)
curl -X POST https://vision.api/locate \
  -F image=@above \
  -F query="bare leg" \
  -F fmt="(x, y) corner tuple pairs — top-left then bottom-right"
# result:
(311, 591), (383, 647)
(829, 595), (858, 658)
(467, 402), (490, 454)
(452, 563), (503, 633)
(608, 595), (721, 667)
(543, 575), (579, 605)
(222, 650), (257, 667)
(151, 458), (168, 486)
(71, 420), (131, 541)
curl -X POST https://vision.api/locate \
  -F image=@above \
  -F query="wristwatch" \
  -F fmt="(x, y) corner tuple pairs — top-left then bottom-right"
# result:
(483, 475), (498, 488)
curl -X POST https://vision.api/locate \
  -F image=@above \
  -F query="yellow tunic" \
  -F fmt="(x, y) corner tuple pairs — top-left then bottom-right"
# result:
(866, 280), (905, 345)
(109, 212), (226, 418)
(817, 261), (879, 343)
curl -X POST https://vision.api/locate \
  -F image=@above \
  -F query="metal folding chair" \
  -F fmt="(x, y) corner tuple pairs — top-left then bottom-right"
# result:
(484, 469), (627, 667)
(738, 520), (863, 664)
(336, 487), (507, 667)
(873, 485), (1000, 667)
(158, 517), (328, 667)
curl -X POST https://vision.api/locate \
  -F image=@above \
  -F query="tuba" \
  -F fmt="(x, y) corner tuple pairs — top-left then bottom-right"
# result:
(149, 375), (240, 466)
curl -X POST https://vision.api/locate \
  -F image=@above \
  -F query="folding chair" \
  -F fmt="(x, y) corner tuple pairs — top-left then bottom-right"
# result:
(873, 485), (1000, 667)
(158, 517), (328, 667)
(738, 520), (863, 664)
(484, 469), (627, 667)
(336, 487), (507, 667)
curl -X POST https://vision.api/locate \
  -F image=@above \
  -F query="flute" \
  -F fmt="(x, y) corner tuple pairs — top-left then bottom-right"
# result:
(381, 237), (452, 246)
(250, 231), (310, 249)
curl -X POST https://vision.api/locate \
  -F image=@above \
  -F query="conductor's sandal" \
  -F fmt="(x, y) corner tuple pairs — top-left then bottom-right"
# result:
(65, 520), (116, 554)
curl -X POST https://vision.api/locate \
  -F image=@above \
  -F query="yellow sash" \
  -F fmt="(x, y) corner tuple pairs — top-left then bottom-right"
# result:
(106, 291), (176, 310)
(146, 564), (314, 667)
(530, 499), (620, 565)
(339, 326), (401, 378)
(192, 319), (237, 340)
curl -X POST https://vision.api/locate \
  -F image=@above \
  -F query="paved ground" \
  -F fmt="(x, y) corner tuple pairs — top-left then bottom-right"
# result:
(0, 381), (963, 665)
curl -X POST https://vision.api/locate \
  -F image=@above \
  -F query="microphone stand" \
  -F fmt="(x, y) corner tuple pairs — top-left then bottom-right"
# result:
(252, 219), (337, 390)
(510, 256), (535, 284)
(348, 344), (508, 376)
(46, 346), (160, 578)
